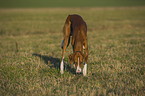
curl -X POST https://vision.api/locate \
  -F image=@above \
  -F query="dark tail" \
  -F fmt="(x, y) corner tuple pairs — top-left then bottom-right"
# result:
(61, 36), (70, 49)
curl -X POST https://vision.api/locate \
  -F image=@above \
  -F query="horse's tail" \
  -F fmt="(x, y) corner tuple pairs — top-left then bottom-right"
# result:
(61, 36), (70, 49)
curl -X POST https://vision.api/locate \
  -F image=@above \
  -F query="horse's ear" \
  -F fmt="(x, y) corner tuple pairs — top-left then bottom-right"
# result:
(69, 53), (74, 64)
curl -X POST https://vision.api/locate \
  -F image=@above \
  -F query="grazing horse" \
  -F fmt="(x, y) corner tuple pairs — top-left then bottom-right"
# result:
(60, 14), (88, 76)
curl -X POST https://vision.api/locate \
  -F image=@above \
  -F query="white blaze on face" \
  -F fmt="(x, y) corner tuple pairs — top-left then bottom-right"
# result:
(76, 57), (81, 73)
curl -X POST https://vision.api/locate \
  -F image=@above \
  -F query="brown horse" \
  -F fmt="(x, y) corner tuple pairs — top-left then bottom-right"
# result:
(60, 14), (88, 76)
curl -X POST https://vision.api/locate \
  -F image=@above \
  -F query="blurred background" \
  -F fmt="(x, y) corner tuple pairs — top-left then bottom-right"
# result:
(0, 0), (145, 8)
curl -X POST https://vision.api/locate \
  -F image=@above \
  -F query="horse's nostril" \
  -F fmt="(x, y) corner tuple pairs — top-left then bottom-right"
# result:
(76, 69), (81, 73)
(77, 71), (81, 73)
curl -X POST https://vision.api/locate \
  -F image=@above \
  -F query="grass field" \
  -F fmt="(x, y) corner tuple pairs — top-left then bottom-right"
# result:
(0, 7), (145, 95)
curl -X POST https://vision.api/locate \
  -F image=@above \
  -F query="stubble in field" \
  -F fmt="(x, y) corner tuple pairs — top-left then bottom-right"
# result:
(0, 7), (145, 95)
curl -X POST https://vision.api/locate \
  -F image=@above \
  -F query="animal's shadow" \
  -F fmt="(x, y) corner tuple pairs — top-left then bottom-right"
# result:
(32, 53), (76, 74)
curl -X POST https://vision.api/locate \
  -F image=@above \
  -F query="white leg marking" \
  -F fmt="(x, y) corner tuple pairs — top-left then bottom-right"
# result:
(76, 57), (81, 73)
(83, 45), (85, 53)
(83, 45), (85, 50)
(60, 57), (64, 74)
(83, 63), (87, 76)
(73, 64), (75, 68)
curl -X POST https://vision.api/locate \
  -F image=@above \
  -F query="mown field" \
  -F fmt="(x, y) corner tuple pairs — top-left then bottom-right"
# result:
(0, 7), (145, 95)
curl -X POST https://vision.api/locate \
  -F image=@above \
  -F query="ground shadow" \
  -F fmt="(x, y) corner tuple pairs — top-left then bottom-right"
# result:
(32, 53), (60, 69)
(32, 53), (76, 74)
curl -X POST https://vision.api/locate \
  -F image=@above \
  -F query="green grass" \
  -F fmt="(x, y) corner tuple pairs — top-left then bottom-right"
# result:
(0, 0), (145, 8)
(0, 7), (145, 95)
